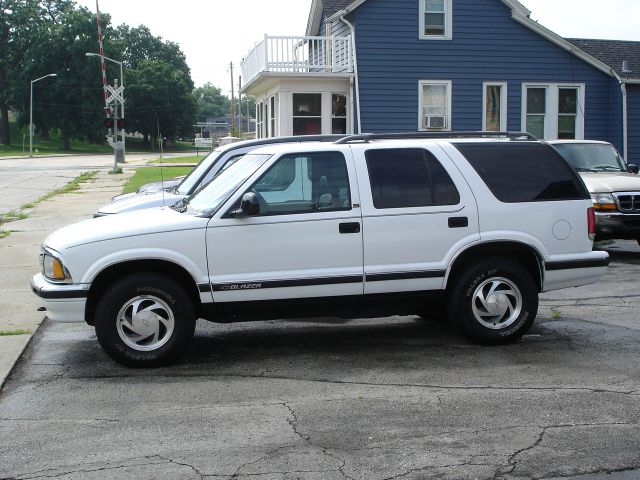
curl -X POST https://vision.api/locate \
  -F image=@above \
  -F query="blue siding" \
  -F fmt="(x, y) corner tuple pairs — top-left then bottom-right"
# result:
(628, 86), (640, 164)
(352, 0), (622, 148)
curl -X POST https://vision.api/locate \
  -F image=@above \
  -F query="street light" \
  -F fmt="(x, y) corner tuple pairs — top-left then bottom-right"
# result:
(86, 52), (125, 161)
(29, 73), (57, 158)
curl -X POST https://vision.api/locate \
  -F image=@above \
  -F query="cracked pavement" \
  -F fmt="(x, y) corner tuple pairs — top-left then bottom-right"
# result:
(1, 241), (639, 479)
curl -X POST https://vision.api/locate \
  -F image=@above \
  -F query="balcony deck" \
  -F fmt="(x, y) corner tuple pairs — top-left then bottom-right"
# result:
(241, 35), (354, 91)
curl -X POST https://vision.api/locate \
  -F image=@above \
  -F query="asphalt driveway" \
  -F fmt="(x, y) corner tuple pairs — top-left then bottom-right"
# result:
(0, 243), (639, 480)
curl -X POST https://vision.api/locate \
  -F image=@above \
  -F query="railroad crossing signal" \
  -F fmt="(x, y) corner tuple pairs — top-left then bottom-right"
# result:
(106, 85), (124, 105)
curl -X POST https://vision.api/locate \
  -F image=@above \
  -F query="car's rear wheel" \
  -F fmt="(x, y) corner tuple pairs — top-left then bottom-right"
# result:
(446, 258), (538, 344)
(94, 273), (196, 367)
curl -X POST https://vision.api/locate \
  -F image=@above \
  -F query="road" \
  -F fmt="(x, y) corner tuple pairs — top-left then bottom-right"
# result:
(0, 242), (638, 479)
(0, 152), (187, 215)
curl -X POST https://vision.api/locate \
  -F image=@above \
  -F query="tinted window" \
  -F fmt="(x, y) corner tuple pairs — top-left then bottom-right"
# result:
(552, 143), (625, 172)
(455, 143), (588, 203)
(365, 149), (460, 209)
(248, 151), (351, 216)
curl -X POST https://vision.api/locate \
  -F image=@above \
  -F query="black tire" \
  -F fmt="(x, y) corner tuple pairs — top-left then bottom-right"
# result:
(94, 273), (196, 367)
(446, 258), (538, 345)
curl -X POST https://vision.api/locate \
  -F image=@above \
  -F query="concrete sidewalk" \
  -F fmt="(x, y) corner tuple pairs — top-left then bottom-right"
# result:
(0, 169), (133, 388)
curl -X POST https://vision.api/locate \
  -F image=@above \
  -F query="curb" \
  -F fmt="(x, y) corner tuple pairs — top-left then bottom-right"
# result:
(0, 334), (33, 390)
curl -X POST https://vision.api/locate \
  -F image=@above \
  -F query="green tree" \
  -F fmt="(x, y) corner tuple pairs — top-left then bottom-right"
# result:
(113, 24), (195, 147)
(12, 5), (112, 150)
(126, 60), (196, 149)
(0, 0), (73, 145)
(194, 83), (230, 119)
(113, 25), (190, 75)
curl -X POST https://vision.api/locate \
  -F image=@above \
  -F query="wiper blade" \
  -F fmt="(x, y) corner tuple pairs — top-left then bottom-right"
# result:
(593, 165), (623, 171)
(575, 167), (597, 172)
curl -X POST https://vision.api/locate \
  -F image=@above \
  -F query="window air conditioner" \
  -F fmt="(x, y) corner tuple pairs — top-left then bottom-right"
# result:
(423, 115), (447, 129)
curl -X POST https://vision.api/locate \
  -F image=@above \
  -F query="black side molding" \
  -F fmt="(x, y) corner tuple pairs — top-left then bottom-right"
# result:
(545, 258), (610, 271)
(365, 270), (446, 282)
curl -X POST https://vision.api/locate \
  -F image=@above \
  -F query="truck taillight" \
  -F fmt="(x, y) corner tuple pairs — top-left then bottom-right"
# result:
(587, 207), (595, 241)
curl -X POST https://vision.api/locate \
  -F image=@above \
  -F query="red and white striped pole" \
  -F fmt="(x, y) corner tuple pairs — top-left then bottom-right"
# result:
(95, 0), (110, 115)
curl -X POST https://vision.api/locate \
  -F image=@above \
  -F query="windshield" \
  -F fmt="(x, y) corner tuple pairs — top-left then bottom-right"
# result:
(176, 150), (221, 195)
(553, 143), (626, 173)
(184, 153), (272, 216)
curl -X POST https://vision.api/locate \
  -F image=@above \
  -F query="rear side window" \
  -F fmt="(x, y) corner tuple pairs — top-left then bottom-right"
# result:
(454, 143), (588, 203)
(365, 149), (460, 209)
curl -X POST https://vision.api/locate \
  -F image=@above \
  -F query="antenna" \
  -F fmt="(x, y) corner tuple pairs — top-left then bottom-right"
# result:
(157, 120), (165, 208)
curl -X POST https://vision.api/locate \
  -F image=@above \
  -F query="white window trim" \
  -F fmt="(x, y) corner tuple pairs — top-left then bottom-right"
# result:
(419, 0), (453, 40)
(521, 83), (585, 140)
(268, 95), (278, 138)
(256, 101), (265, 139)
(418, 80), (452, 132)
(482, 82), (508, 131)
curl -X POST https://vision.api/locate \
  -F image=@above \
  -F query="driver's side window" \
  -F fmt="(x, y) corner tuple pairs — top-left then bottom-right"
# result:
(249, 151), (351, 216)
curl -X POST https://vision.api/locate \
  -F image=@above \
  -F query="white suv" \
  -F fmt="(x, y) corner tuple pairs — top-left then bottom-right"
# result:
(31, 133), (609, 367)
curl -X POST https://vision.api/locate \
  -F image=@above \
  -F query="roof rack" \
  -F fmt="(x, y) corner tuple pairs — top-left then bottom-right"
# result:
(333, 131), (537, 144)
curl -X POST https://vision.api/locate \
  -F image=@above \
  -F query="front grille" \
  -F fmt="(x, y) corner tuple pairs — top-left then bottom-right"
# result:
(614, 192), (640, 212)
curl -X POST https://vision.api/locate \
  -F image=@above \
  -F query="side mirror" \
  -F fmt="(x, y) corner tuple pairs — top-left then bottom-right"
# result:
(627, 164), (639, 174)
(232, 192), (260, 217)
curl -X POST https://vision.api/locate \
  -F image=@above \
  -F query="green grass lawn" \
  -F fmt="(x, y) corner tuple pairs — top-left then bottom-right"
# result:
(148, 155), (204, 164)
(122, 166), (193, 194)
(0, 122), (196, 157)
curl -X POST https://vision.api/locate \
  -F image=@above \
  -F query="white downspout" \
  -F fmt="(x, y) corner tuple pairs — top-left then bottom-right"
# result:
(339, 13), (362, 134)
(621, 81), (628, 161)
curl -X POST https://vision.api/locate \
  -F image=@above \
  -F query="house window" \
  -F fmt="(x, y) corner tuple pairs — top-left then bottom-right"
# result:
(419, 0), (452, 40)
(522, 84), (584, 140)
(419, 80), (451, 131)
(332, 94), (347, 134)
(256, 101), (265, 139)
(558, 88), (578, 139)
(526, 87), (546, 139)
(293, 93), (322, 135)
(483, 82), (507, 131)
(269, 95), (278, 137)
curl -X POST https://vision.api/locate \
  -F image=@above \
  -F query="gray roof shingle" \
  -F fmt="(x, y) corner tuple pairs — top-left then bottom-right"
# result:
(567, 38), (640, 79)
(322, 0), (353, 20)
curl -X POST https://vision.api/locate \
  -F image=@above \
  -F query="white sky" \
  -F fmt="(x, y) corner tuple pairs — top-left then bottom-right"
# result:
(76, 0), (640, 94)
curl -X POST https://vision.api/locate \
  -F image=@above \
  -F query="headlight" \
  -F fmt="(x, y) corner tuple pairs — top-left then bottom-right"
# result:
(590, 193), (617, 211)
(41, 250), (71, 282)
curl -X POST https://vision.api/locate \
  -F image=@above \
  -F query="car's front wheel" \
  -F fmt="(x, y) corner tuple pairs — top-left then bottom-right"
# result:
(446, 258), (538, 344)
(94, 273), (196, 367)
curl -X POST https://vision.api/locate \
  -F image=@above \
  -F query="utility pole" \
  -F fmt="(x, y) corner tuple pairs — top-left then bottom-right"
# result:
(229, 62), (235, 134)
(238, 75), (242, 134)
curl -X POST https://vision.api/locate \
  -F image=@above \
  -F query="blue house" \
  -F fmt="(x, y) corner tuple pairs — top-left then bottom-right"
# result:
(240, 0), (640, 163)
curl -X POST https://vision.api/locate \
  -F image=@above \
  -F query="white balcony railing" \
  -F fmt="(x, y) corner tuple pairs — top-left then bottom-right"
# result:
(241, 35), (354, 88)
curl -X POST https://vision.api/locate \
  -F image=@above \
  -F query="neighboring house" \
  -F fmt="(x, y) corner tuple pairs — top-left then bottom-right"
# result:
(202, 115), (256, 139)
(240, 0), (640, 163)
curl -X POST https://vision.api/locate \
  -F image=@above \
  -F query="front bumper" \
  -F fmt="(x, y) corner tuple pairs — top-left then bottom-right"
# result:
(30, 273), (89, 323)
(595, 212), (640, 240)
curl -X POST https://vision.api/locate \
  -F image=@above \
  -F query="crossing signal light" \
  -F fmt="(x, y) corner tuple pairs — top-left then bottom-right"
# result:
(103, 118), (114, 128)
(117, 118), (125, 129)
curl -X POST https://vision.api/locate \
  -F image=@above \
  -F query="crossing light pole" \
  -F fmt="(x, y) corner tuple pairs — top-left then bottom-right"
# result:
(29, 73), (57, 158)
(86, 52), (125, 162)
